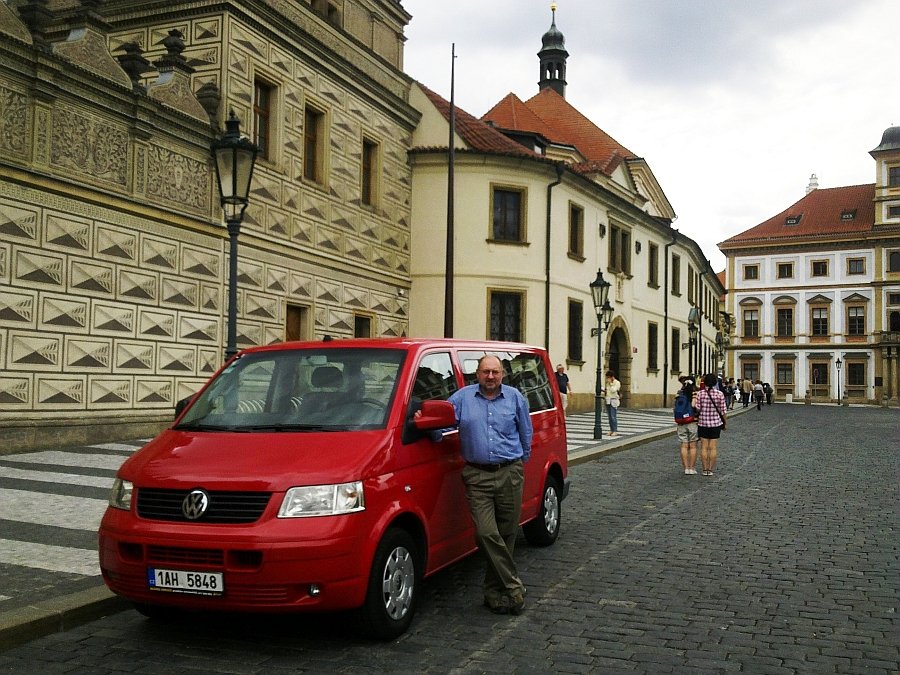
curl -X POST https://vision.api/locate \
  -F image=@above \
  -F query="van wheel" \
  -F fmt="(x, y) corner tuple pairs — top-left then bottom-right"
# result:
(359, 528), (420, 640)
(523, 474), (562, 546)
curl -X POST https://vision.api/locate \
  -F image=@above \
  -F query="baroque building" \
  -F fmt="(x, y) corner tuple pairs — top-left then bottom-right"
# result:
(0, 0), (417, 449)
(718, 125), (900, 405)
(408, 7), (725, 410)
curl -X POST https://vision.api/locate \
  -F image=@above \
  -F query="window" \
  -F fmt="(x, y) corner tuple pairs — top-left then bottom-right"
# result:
(847, 258), (865, 275)
(890, 166), (900, 187)
(568, 203), (584, 257)
(253, 80), (273, 160)
(492, 187), (525, 242)
(671, 254), (681, 295)
(285, 304), (309, 341)
(489, 291), (523, 342)
(361, 138), (379, 206)
(354, 314), (372, 338)
(889, 293), (900, 306)
(811, 307), (829, 336)
(889, 206), (900, 219)
(647, 322), (658, 370)
(742, 362), (759, 382)
(810, 363), (829, 387)
(811, 260), (828, 277)
(847, 306), (865, 336)
(303, 106), (326, 183)
(567, 300), (583, 362)
(889, 251), (900, 272)
(412, 352), (458, 401)
(687, 264), (695, 305)
(608, 225), (631, 274)
(671, 328), (681, 373)
(648, 243), (659, 287)
(743, 309), (759, 338)
(776, 363), (793, 385)
(776, 307), (793, 337)
(840, 210), (857, 221)
(777, 262), (793, 279)
(847, 363), (865, 387)
(743, 264), (758, 280)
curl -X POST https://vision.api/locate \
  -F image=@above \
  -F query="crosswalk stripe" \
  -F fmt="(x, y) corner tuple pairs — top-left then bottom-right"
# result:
(1, 451), (129, 471)
(0, 539), (99, 576)
(0, 466), (113, 489)
(0, 488), (107, 531)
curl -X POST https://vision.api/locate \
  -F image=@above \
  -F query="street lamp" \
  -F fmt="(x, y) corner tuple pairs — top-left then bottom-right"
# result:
(590, 269), (614, 440)
(687, 320), (698, 375)
(212, 111), (258, 360)
(835, 357), (842, 404)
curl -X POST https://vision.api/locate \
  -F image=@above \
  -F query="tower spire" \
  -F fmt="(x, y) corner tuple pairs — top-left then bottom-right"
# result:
(538, 2), (568, 97)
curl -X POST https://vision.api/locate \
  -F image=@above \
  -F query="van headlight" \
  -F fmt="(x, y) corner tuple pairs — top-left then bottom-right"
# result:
(278, 481), (365, 518)
(108, 478), (133, 510)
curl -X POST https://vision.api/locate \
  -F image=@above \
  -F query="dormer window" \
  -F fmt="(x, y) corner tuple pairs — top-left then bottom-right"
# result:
(785, 215), (801, 225)
(841, 210), (857, 221)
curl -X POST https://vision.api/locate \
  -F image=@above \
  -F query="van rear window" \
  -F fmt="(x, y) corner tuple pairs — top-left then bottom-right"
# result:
(176, 348), (405, 431)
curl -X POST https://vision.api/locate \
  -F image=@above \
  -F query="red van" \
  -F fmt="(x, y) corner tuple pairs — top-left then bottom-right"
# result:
(98, 338), (568, 638)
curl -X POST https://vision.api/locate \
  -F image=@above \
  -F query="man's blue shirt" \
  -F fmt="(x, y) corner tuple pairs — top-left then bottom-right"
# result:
(447, 383), (533, 464)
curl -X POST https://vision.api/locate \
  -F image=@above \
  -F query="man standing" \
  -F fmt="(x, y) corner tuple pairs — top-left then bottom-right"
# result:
(554, 364), (571, 412)
(448, 354), (532, 615)
(740, 377), (753, 408)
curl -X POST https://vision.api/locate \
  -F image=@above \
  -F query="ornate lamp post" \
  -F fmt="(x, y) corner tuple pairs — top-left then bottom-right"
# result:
(835, 357), (842, 404)
(590, 269), (614, 440)
(687, 320), (698, 375)
(212, 111), (258, 360)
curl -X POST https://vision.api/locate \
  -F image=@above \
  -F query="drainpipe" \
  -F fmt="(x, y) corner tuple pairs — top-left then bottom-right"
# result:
(662, 231), (678, 404)
(544, 163), (565, 350)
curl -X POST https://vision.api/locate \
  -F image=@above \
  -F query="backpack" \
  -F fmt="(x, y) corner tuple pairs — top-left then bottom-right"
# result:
(673, 392), (696, 424)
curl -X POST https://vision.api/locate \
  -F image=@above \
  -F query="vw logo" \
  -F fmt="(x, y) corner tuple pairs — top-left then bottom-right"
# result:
(182, 489), (210, 520)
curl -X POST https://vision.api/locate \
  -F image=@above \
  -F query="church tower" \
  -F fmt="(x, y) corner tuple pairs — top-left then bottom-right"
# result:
(538, 3), (568, 97)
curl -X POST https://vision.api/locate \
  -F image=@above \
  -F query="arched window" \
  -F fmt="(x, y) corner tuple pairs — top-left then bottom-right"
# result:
(889, 250), (900, 272)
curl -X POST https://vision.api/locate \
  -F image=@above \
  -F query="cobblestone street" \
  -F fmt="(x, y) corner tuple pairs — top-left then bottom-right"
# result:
(1, 404), (897, 674)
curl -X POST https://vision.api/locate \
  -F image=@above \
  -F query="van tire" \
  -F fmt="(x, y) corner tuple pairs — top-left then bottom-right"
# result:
(523, 474), (562, 546)
(359, 528), (421, 640)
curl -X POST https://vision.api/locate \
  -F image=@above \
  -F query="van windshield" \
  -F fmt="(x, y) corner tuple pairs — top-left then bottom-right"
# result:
(176, 348), (406, 431)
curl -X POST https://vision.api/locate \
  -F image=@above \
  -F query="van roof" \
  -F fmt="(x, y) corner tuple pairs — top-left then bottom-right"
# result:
(240, 337), (545, 354)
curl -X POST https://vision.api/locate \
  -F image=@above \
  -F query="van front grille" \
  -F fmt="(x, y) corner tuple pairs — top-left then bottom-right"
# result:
(137, 488), (271, 523)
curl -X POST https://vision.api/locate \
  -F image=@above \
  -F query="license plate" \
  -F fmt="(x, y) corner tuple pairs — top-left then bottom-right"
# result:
(147, 568), (224, 596)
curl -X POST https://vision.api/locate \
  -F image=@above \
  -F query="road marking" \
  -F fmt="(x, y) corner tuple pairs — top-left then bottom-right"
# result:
(0, 488), (107, 531)
(1, 451), (127, 471)
(87, 442), (146, 452)
(0, 466), (113, 489)
(0, 539), (99, 576)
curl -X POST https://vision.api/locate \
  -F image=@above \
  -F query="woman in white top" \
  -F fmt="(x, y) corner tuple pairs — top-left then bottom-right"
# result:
(603, 370), (621, 437)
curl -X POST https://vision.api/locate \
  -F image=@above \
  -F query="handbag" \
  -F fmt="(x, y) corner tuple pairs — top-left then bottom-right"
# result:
(705, 390), (726, 429)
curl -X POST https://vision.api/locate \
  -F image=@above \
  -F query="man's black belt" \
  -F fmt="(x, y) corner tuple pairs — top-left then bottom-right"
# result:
(466, 459), (520, 471)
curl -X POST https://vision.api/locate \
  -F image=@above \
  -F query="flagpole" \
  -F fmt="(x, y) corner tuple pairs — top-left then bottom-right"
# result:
(444, 43), (456, 338)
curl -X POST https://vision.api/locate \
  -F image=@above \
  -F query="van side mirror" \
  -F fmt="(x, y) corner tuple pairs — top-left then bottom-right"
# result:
(413, 400), (456, 430)
(174, 395), (194, 419)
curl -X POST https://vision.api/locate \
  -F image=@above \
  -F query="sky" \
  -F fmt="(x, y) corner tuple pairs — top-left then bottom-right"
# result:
(399, 0), (899, 272)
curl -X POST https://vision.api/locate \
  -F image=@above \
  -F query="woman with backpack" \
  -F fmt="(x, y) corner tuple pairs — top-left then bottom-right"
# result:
(673, 378), (699, 475)
(696, 373), (727, 476)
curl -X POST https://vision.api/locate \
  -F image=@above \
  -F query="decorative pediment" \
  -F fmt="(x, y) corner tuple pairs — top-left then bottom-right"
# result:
(806, 294), (832, 305)
(842, 293), (869, 303)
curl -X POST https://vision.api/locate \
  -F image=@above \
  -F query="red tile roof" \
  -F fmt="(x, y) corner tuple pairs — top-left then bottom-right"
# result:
(483, 87), (637, 176)
(414, 83), (542, 159)
(719, 184), (875, 248)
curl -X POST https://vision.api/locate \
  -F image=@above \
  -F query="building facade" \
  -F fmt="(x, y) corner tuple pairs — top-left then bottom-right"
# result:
(719, 125), (900, 405)
(1, 0), (417, 449)
(408, 9), (724, 411)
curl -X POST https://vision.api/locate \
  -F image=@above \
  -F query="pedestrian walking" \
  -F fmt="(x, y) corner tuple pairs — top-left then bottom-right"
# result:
(740, 377), (753, 407)
(673, 377), (699, 475)
(763, 382), (773, 405)
(723, 378), (735, 410)
(696, 373), (727, 476)
(753, 380), (764, 410)
(602, 370), (621, 436)
(554, 364), (571, 412)
(446, 354), (531, 615)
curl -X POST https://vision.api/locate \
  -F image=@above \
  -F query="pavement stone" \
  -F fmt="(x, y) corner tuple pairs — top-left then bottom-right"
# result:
(0, 403), (897, 674)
